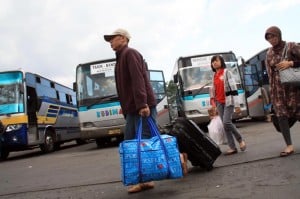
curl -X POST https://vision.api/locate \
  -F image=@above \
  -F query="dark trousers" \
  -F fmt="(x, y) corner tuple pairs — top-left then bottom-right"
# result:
(278, 116), (292, 146)
(124, 107), (157, 140)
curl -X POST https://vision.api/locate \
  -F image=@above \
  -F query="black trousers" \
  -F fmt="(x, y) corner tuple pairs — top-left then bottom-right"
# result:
(278, 116), (292, 146)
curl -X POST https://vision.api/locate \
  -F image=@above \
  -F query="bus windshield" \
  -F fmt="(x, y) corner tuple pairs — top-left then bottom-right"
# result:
(180, 66), (212, 91)
(178, 52), (238, 91)
(76, 61), (118, 107)
(0, 71), (24, 115)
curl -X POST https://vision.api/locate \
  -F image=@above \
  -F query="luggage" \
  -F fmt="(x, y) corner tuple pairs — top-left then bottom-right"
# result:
(169, 117), (221, 170)
(119, 117), (183, 186)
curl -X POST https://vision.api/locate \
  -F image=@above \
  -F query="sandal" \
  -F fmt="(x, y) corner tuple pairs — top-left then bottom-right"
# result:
(239, 140), (246, 151)
(280, 150), (294, 157)
(128, 184), (142, 193)
(224, 149), (238, 155)
(140, 182), (155, 190)
(128, 182), (154, 193)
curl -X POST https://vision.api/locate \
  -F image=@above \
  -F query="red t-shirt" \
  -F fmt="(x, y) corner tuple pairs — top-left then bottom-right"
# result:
(214, 69), (225, 104)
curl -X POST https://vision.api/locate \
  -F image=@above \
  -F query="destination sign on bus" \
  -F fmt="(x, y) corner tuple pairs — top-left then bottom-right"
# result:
(90, 61), (115, 76)
(191, 56), (212, 68)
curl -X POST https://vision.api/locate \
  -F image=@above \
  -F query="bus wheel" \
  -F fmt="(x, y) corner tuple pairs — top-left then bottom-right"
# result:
(0, 148), (9, 160)
(54, 143), (61, 150)
(76, 139), (87, 145)
(96, 138), (110, 148)
(116, 135), (124, 143)
(40, 131), (55, 153)
(96, 138), (105, 148)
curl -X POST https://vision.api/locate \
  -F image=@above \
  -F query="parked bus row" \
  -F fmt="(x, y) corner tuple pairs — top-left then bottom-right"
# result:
(0, 46), (279, 159)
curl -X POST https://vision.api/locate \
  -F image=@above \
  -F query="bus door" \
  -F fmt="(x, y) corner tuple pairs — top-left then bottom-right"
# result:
(242, 64), (265, 118)
(148, 70), (171, 130)
(26, 86), (39, 141)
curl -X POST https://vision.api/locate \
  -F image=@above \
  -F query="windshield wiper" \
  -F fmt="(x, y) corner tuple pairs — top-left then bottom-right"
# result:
(185, 81), (212, 97)
(86, 94), (119, 109)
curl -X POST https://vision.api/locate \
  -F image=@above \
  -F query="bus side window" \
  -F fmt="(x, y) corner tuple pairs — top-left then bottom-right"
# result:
(27, 86), (38, 125)
(27, 87), (38, 112)
(261, 61), (269, 85)
(66, 94), (73, 105)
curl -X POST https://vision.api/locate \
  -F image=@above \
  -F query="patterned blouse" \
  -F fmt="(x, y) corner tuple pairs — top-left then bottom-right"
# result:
(265, 41), (300, 118)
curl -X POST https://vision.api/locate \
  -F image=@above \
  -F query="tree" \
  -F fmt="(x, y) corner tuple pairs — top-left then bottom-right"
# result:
(166, 80), (177, 105)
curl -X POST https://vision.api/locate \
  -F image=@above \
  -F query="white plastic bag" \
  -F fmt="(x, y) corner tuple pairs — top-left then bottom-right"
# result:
(207, 116), (226, 145)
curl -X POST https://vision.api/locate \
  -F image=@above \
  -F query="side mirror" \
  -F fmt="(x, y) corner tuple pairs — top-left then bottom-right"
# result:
(19, 84), (24, 94)
(237, 56), (245, 66)
(173, 74), (178, 83)
(73, 82), (77, 92)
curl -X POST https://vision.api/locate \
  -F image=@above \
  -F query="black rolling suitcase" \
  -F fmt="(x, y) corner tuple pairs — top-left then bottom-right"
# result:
(170, 117), (221, 170)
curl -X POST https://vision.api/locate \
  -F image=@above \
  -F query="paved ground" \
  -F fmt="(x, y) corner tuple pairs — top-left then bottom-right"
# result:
(1, 120), (300, 199)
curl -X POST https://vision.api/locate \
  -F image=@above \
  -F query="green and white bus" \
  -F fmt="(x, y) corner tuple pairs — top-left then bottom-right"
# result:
(172, 51), (248, 127)
(74, 59), (171, 147)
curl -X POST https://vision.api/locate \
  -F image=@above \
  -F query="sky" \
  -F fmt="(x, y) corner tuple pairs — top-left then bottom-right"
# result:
(0, 0), (299, 88)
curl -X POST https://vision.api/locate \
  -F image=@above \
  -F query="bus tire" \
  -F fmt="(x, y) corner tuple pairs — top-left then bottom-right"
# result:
(96, 137), (111, 148)
(54, 142), (61, 150)
(116, 135), (124, 143)
(40, 130), (55, 153)
(96, 138), (105, 148)
(0, 148), (9, 160)
(76, 139), (87, 145)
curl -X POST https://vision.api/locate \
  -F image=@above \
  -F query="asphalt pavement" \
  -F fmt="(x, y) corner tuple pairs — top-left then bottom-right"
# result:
(1, 120), (300, 199)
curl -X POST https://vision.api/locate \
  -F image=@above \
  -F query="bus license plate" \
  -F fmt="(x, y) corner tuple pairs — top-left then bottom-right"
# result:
(108, 128), (121, 135)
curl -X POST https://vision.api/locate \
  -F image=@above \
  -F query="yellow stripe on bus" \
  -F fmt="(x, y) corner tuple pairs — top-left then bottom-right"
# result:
(1, 115), (57, 126)
(37, 116), (57, 124)
(1, 115), (28, 125)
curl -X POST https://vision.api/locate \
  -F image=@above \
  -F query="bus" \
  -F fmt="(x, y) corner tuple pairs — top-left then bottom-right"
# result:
(240, 42), (300, 126)
(74, 59), (171, 147)
(238, 48), (271, 120)
(0, 69), (82, 160)
(172, 51), (248, 126)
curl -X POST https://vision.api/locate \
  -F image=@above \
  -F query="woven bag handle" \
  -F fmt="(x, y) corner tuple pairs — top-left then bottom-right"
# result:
(136, 117), (171, 182)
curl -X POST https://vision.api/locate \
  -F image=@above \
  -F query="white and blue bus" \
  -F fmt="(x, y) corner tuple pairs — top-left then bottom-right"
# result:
(0, 69), (81, 160)
(239, 48), (271, 120)
(240, 43), (299, 126)
(172, 51), (248, 126)
(74, 59), (171, 147)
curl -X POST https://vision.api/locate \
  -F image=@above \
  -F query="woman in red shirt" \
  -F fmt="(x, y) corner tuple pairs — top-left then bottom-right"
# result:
(209, 55), (246, 155)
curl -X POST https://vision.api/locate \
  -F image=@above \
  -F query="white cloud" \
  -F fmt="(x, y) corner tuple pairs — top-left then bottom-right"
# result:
(0, 0), (299, 87)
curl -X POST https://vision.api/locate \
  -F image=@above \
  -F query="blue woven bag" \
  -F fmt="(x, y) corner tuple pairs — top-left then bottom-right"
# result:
(119, 117), (183, 186)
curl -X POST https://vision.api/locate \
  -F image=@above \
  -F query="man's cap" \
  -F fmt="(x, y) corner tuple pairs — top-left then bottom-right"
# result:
(104, 28), (131, 42)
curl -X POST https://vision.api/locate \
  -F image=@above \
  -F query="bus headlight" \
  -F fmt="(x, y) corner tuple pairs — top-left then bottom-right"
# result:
(6, 124), (22, 132)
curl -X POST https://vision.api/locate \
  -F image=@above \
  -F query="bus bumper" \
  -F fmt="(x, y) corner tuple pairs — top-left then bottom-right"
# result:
(80, 125), (125, 139)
